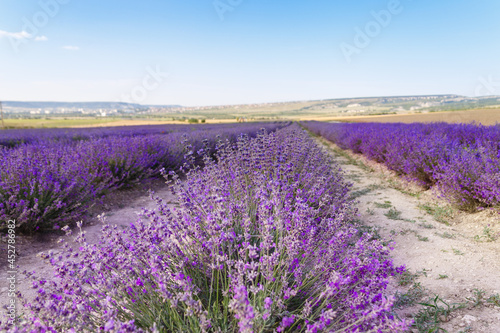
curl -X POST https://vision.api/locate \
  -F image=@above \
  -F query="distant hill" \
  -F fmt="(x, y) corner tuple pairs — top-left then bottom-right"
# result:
(2, 101), (181, 109)
(2, 95), (499, 121)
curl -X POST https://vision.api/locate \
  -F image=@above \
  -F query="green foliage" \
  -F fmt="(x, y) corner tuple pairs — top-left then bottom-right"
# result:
(394, 282), (426, 308)
(416, 235), (429, 242)
(487, 293), (500, 306)
(418, 204), (454, 225)
(466, 288), (486, 307)
(474, 226), (498, 242)
(385, 207), (403, 220)
(398, 270), (420, 287)
(413, 295), (465, 332)
(349, 187), (373, 199)
(375, 201), (392, 209)
(328, 144), (373, 172)
(435, 232), (455, 239)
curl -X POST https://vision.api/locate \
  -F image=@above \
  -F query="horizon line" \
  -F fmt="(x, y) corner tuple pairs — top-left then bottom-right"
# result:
(4, 93), (497, 108)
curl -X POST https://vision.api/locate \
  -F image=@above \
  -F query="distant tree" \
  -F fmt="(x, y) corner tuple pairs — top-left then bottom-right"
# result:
(188, 118), (199, 124)
(201, 119), (206, 123)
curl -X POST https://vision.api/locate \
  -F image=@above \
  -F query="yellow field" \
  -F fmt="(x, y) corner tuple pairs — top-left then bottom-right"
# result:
(2, 108), (500, 129)
(0, 117), (239, 129)
(328, 109), (500, 125)
(67, 118), (240, 128)
(2, 118), (119, 129)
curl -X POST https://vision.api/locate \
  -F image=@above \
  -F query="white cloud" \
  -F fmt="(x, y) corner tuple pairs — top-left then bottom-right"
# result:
(62, 45), (79, 51)
(0, 30), (48, 42)
(0, 30), (31, 40)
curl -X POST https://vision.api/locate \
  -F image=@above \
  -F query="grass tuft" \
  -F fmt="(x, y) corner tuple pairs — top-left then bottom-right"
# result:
(385, 208), (403, 220)
(418, 203), (454, 225)
(375, 200), (392, 209)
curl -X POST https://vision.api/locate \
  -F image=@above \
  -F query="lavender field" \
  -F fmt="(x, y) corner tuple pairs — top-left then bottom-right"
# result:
(303, 121), (500, 211)
(2, 121), (500, 332)
(0, 123), (285, 233)
(0, 123), (413, 332)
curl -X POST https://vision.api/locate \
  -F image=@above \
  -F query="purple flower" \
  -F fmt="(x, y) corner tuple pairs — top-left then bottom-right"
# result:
(103, 318), (114, 331)
(264, 297), (272, 310)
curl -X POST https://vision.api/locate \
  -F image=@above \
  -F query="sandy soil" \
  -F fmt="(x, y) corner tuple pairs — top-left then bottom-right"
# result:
(315, 136), (500, 332)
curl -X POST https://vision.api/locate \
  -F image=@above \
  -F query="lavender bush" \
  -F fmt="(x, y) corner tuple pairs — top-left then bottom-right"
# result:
(4, 124), (409, 332)
(0, 123), (286, 233)
(303, 121), (500, 211)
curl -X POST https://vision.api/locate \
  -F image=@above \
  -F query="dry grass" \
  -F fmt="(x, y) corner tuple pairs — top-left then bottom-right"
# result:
(69, 119), (189, 128)
(5, 108), (499, 129)
(328, 108), (500, 125)
(1, 118), (240, 129)
(68, 118), (242, 128)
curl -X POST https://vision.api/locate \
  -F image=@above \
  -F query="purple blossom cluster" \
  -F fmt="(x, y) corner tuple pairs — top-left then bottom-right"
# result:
(0, 123), (285, 233)
(302, 121), (500, 211)
(4, 124), (409, 332)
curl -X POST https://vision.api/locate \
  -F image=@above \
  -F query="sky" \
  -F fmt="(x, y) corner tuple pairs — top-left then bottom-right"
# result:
(0, 0), (499, 106)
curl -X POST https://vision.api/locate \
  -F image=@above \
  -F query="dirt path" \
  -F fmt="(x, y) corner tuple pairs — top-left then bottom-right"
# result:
(0, 179), (177, 317)
(316, 136), (500, 332)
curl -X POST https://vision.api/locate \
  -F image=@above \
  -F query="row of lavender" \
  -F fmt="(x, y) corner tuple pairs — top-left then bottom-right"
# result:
(7, 124), (409, 332)
(0, 123), (260, 148)
(0, 123), (285, 233)
(303, 121), (500, 211)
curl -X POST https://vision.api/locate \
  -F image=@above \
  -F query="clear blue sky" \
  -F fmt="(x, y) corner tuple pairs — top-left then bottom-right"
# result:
(0, 0), (499, 106)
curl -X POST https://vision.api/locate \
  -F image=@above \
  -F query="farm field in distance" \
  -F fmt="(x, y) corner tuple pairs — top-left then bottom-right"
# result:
(329, 108), (500, 125)
(3, 107), (499, 129)
(3, 94), (500, 128)
(0, 117), (239, 129)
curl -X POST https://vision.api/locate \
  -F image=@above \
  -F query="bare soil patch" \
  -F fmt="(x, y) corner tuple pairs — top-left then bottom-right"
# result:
(317, 137), (500, 332)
